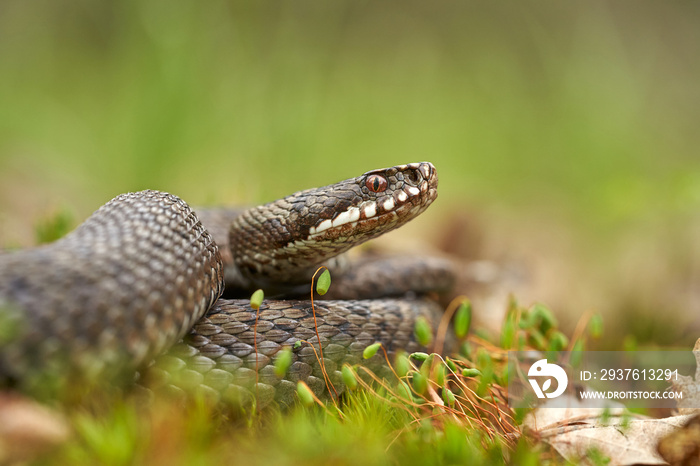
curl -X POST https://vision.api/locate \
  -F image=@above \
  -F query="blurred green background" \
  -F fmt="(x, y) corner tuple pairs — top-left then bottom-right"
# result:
(1, 0), (699, 346)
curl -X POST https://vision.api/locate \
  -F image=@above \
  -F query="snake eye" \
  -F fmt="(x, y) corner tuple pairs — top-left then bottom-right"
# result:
(366, 175), (387, 193)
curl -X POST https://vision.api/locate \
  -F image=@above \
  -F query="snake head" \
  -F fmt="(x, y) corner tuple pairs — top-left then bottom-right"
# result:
(230, 162), (439, 290)
(307, 162), (438, 240)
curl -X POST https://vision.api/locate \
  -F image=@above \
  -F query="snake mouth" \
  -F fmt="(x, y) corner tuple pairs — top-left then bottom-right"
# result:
(307, 162), (437, 240)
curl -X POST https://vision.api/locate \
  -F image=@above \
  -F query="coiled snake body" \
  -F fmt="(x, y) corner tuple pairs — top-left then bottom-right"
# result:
(0, 162), (454, 405)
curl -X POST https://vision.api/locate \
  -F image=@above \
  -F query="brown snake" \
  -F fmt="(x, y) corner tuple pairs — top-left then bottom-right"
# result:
(0, 162), (454, 406)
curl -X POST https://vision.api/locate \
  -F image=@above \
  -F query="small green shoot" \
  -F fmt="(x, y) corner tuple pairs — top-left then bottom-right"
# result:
(589, 313), (604, 339)
(459, 342), (472, 358)
(395, 352), (411, 377)
(462, 368), (482, 378)
(396, 381), (413, 401)
(454, 299), (472, 338)
(410, 352), (430, 362)
(411, 371), (428, 395)
(341, 364), (358, 390)
(433, 363), (446, 386)
(316, 269), (331, 295)
(250, 289), (264, 310)
(296, 382), (315, 406)
(548, 331), (569, 352)
(501, 312), (517, 349)
(414, 316), (433, 346)
(531, 303), (557, 332)
(274, 347), (293, 377)
(363, 342), (381, 359)
(442, 388), (455, 406)
(570, 339), (585, 366)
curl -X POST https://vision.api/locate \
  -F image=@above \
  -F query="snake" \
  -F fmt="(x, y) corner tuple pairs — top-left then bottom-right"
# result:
(0, 162), (454, 406)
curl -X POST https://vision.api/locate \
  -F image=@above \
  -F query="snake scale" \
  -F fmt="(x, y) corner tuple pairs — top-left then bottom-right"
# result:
(0, 162), (455, 406)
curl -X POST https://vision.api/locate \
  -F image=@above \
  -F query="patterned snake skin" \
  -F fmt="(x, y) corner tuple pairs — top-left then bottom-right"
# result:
(0, 163), (454, 405)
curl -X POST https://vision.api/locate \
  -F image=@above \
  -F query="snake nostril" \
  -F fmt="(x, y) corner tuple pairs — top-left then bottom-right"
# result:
(404, 169), (422, 185)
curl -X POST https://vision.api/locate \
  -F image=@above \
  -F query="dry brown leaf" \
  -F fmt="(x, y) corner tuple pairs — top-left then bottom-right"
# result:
(525, 396), (692, 465)
(523, 396), (626, 432)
